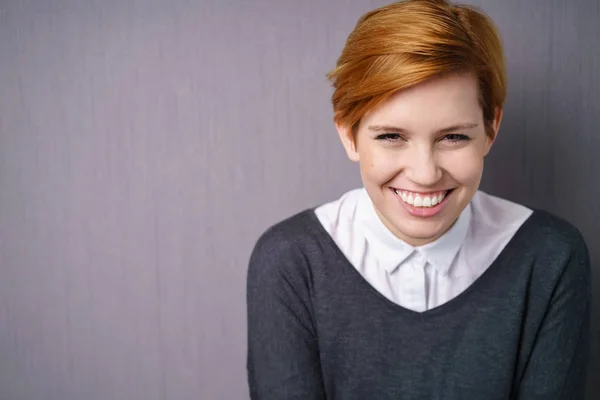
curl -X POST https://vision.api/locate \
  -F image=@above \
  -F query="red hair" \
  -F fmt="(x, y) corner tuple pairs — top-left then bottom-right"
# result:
(327, 0), (506, 137)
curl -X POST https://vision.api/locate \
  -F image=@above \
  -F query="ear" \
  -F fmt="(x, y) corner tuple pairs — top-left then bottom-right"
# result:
(336, 122), (360, 162)
(484, 107), (503, 156)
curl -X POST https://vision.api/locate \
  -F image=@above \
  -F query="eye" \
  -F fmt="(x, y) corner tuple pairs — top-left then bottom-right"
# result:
(441, 133), (470, 143)
(375, 133), (406, 142)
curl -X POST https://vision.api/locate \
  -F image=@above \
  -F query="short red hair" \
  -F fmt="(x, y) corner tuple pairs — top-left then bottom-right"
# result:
(327, 0), (506, 137)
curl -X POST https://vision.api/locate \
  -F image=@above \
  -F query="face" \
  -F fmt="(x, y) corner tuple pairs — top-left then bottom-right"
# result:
(337, 73), (502, 246)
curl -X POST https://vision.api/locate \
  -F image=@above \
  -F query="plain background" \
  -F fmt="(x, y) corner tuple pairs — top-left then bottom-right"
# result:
(0, 0), (598, 398)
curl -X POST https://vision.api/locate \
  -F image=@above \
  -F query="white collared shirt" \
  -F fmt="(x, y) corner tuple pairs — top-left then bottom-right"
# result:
(314, 188), (533, 312)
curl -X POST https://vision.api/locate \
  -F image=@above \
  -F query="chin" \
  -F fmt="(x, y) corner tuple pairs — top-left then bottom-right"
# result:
(396, 220), (450, 244)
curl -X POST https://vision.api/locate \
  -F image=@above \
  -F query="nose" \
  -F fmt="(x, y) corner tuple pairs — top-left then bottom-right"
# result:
(404, 145), (442, 187)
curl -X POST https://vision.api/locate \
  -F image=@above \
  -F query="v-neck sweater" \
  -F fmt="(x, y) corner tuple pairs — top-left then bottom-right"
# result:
(246, 207), (591, 400)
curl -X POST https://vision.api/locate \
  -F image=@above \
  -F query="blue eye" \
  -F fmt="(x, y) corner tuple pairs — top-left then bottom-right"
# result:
(443, 133), (470, 142)
(376, 133), (405, 142)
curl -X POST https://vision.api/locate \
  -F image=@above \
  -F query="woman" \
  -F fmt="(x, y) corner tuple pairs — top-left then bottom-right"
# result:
(246, 0), (591, 399)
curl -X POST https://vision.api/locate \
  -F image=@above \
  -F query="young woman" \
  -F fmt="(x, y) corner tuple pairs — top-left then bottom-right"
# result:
(246, 0), (591, 399)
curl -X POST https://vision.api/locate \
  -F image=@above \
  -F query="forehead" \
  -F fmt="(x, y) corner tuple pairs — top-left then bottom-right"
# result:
(362, 73), (483, 130)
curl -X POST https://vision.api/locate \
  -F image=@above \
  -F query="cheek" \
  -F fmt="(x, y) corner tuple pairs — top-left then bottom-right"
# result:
(358, 148), (398, 182)
(442, 150), (485, 184)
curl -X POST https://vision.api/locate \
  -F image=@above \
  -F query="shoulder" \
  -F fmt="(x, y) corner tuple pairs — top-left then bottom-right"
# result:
(248, 188), (363, 282)
(518, 209), (591, 311)
(251, 208), (319, 258)
(473, 191), (589, 277)
(525, 208), (589, 264)
(248, 205), (331, 283)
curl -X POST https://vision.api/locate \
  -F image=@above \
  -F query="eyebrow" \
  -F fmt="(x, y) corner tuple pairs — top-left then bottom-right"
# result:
(367, 122), (479, 134)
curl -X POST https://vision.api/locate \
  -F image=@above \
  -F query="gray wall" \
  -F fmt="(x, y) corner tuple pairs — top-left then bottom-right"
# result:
(0, 0), (597, 399)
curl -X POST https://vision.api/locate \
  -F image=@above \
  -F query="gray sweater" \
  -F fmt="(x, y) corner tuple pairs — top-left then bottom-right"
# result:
(246, 208), (591, 399)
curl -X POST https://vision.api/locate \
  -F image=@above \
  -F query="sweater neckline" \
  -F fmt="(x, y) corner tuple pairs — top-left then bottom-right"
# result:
(303, 206), (541, 318)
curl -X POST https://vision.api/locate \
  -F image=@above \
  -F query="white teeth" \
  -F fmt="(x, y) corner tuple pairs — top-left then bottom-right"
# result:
(394, 189), (449, 208)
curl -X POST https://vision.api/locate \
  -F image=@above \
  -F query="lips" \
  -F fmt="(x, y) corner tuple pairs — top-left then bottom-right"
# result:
(391, 188), (455, 218)
(392, 188), (453, 208)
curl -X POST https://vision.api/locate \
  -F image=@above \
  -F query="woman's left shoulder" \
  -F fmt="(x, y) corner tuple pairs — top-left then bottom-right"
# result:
(525, 208), (589, 261)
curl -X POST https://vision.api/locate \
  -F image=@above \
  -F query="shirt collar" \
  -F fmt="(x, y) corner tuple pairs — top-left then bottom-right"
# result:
(358, 188), (472, 276)
(417, 202), (471, 276)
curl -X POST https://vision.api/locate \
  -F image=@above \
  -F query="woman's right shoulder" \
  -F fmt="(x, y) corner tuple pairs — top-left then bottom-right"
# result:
(247, 208), (325, 278)
(248, 188), (363, 275)
(253, 208), (319, 253)
(254, 188), (364, 250)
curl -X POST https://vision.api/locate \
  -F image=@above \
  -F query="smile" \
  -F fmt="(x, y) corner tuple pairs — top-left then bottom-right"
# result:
(392, 188), (453, 208)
